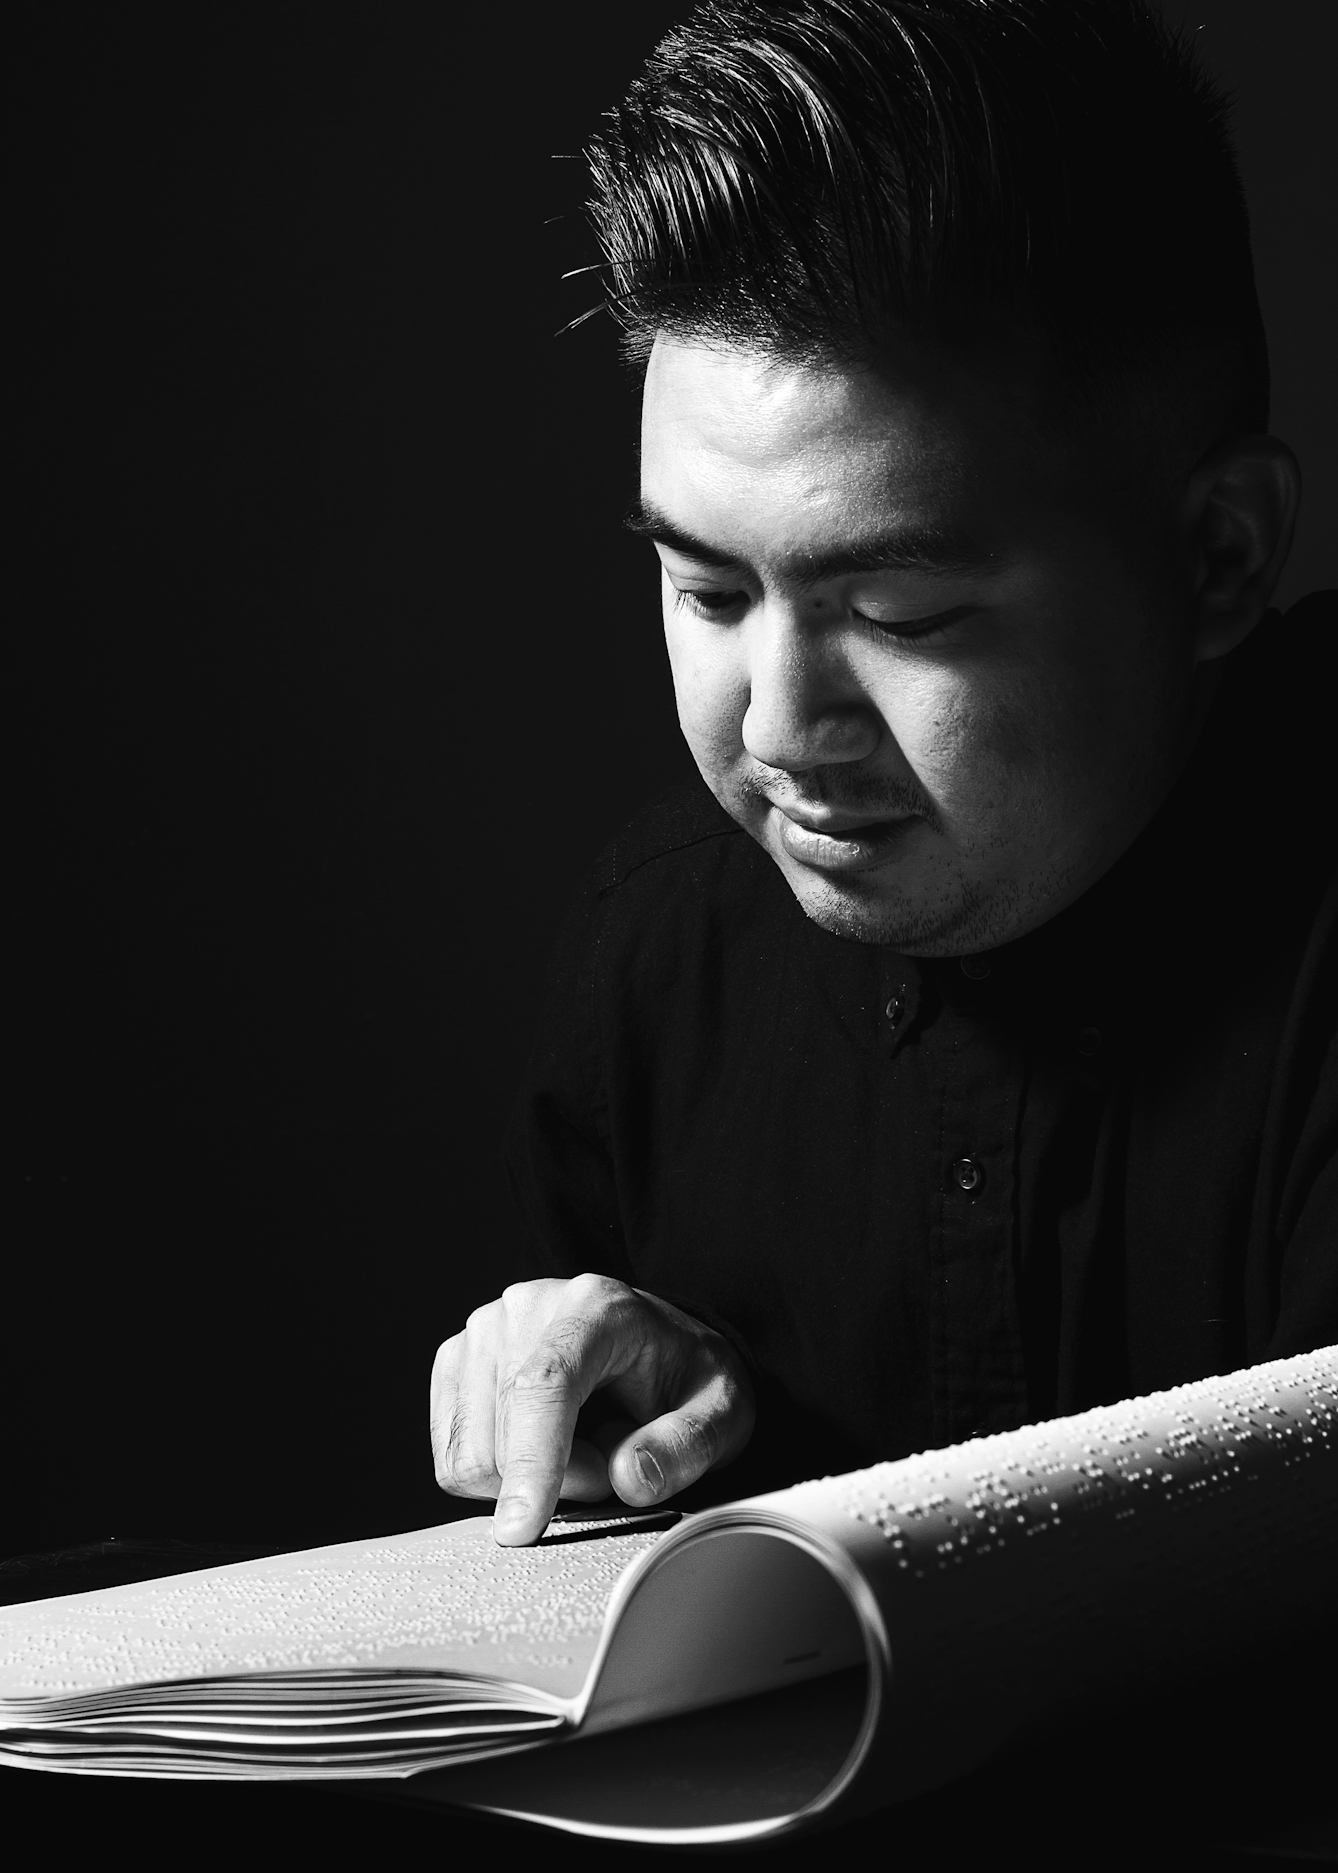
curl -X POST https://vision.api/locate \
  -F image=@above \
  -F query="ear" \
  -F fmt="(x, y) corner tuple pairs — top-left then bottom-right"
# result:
(1184, 434), (1302, 663)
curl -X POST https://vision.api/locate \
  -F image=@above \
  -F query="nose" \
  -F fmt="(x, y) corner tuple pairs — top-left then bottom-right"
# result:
(741, 604), (879, 773)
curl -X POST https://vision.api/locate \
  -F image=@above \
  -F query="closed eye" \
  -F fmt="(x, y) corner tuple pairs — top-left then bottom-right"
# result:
(671, 587), (747, 619)
(856, 602), (976, 641)
(672, 587), (975, 641)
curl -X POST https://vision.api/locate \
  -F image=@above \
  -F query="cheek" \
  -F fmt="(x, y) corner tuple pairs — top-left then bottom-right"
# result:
(860, 660), (979, 787)
(663, 610), (749, 764)
(870, 659), (1071, 819)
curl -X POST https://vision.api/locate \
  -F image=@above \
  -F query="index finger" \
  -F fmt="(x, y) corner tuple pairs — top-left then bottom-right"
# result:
(492, 1308), (629, 1545)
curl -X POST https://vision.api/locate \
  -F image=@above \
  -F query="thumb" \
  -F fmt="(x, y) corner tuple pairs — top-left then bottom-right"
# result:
(605, 1371), (755, 1506)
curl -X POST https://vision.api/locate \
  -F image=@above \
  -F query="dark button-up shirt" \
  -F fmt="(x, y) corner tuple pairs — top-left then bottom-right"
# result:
(507, 594), (1338, 1496)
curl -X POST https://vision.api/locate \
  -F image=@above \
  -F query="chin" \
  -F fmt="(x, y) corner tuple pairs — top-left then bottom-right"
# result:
(790, 853), (1094, 956)
(788, 871), (969, 951)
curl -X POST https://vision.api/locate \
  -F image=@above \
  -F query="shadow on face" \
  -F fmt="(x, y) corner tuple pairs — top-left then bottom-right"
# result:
(635, 334), (1294, 954)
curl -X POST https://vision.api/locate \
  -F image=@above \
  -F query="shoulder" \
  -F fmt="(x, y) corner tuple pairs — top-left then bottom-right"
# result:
(532, 775), (783, 1041)
(1228, 589), (1337, 709)
(587, 779), (753, 895)
(1280, 589), (1337, 628)
(1211, 589), (1337, 794)
(542, 779), (789, 1007)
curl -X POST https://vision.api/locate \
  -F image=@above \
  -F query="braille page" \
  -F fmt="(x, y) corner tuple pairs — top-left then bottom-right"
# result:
(419, 1346), (1338, 1843)
(0, 1516), (670, 1713)
(716, 1343), (1338, 1807)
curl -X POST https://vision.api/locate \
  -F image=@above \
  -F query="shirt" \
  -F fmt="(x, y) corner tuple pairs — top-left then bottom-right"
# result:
(506, 593), (1338, 1499)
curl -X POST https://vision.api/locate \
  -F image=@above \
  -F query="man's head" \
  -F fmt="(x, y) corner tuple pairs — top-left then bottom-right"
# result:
(585, 0), (1300, 952)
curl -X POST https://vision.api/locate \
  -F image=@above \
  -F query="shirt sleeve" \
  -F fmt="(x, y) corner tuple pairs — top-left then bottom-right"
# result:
(502, 878), (765, 1348)
(503, 879), (634, 1287)
(499, 871), (820, 1504)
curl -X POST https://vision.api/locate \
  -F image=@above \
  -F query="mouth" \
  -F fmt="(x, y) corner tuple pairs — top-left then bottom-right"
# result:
(769, 803), (918, 874)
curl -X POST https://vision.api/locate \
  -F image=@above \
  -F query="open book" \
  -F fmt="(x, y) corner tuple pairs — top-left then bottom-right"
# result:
(2, 1347), (1335, 1847)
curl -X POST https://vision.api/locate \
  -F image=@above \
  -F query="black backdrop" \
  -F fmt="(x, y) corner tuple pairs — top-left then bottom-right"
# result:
(10, 3), (1335, 1557)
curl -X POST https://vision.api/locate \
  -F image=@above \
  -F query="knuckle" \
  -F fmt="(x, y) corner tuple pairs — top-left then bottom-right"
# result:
(440, 1452), (497, 1496)
(695, 1336), (750, 1399)
(701, 1369), (754, 1444)
(432, 1397), (496, 1496)
(561, 1277), (652, 1365)
(701, 1355), (741, 1404)
(435, 1457), (496, 1499)
(676, 1408), (723, 1471)
(500, 1277), (565, 1316)
(565, 1271), (633, 1313)
(464, 1300), (500, 1336)
(506, 1351), (579, 1399)
(437, 1326), (471, 1362)
(429, 1394), (460, 1468)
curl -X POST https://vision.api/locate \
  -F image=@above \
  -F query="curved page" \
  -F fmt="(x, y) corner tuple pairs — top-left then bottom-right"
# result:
(0, 1516), (675, 1778)
(428, 1345), (1338, 1844)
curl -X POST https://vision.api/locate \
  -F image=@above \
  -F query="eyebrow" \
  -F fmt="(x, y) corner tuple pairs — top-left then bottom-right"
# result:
(625, 499), (997, 585)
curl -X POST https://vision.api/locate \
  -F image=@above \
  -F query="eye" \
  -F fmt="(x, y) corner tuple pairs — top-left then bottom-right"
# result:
(671, 587), (748, 619)
(853, 603), (975, 642)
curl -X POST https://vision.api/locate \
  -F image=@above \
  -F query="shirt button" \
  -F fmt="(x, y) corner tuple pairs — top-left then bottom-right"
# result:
(951, 1157), (985, 1193)
(1076, 1026), (1103, 1057)
(959, 955), (992, 980)
(884, 991), (905, 1023)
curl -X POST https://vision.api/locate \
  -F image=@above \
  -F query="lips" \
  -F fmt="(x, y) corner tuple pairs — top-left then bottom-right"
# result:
(778, 808), (890, 837)
(771, 804), (916, 874)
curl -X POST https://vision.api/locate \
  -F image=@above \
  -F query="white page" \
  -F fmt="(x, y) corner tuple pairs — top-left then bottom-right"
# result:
(4, 1347), (1333, 1818)
(579, 1522), (868, 1732)
(421, 1345), (1338, 1843)
(0, 1517), (671, 1713)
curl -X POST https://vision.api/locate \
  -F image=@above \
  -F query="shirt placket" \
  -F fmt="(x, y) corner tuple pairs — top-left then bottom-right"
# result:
(926, 958), (1029, 1444)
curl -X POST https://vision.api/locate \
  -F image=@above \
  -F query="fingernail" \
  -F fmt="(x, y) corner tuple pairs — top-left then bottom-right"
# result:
(493, 1496), (531, 1539)
(634, 1445), (664, 1496)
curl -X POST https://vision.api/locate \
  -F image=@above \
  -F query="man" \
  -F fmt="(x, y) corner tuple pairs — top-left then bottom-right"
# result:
(432, 0), (1335, 1545)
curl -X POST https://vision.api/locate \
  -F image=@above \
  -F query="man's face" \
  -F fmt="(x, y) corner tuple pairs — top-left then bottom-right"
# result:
(638, 335), (1207, 954)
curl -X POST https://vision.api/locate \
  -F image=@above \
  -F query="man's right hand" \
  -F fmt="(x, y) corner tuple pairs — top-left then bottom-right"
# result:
(430, 1274), (756, 1547)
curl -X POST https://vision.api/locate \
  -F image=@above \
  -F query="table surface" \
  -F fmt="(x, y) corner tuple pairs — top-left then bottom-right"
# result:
(2, 1537), (1333, 1869)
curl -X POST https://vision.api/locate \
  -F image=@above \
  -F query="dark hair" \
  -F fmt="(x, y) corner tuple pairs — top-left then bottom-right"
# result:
(582, 0), (1269, 450)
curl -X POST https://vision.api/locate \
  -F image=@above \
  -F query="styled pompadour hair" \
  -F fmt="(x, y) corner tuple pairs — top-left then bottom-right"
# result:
(583, 0), (1268, 445)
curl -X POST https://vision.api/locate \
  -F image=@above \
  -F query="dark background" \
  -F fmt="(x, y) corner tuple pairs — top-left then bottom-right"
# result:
(9, 2), (1336, 1558)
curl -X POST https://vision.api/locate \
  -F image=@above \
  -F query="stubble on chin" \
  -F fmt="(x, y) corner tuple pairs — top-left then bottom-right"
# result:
(786, 861), (985, 952)
(717, 770), (957, 950)
(787, 845), (1097, 955)
(709, 762), (1045, 954)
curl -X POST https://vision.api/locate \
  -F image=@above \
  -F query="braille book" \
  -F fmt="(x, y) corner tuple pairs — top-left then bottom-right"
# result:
(1, 1347), (1334, 1848)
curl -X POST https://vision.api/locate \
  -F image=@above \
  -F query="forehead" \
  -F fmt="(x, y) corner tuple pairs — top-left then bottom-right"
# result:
(640, 335), (1040, 552)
